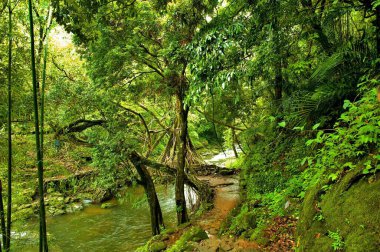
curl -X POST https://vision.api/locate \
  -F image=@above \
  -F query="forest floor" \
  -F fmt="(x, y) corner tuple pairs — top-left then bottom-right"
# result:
(166, 174), (297, 251)
(194, 175), (260, 252)
(165, 174), (259, 251)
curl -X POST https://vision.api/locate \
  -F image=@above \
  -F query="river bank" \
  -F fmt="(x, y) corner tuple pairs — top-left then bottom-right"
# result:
(139, 173), (262, 252)
(12, 184), (177, 251)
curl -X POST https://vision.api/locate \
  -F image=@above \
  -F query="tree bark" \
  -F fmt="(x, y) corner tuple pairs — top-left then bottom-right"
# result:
(129, 151), (164, 235)
(175, 92), (189, 224)
(301, 0), (333, 54)
(272, 2), (283, 112)
(231, 129), (238, 158)
(131, 152), (213, 204)
(54, 119), (105, 137)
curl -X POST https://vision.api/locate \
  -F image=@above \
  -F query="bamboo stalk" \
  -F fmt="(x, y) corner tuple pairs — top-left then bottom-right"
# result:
(5, 1), (13, 250)
(40, 5), (52, 160)
(27, 0), (48, 251)
(0, 181), (6, 252)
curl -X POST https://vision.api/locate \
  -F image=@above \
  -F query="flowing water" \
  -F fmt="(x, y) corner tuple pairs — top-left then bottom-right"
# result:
(13, 185), (176, 252)
(14, 149), (239, 251)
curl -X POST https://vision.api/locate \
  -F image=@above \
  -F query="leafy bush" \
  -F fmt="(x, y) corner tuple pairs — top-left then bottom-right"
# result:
(301, 82), (380, 191)
(224, 79), (379, 243)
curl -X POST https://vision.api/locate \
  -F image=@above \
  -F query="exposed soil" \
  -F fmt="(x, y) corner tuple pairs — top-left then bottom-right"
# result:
(166, 174), (297, 251)
(165, 174), (259, 251)
(193, 175), (260, 252)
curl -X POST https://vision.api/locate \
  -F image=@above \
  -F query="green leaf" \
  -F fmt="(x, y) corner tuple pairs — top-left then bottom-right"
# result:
(343, 100), (351, 109)
(301, 157), (309, 165)
(306, 139), (314, 146)
(328, 172), (339, 181)
(278, 121), (286, 128)
(312, 123), (321, 130)
(343, 162), (355, 169)
(373, 0), (380, 9)
(293, 126), (305, 131)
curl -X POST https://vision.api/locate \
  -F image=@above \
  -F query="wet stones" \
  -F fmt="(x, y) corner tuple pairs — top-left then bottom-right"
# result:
(100, 201), (117, 209)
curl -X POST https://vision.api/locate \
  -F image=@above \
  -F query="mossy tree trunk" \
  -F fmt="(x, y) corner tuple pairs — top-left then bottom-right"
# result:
(175, 90), (189, 225)
(231, 129), (238, 158)
(160, 123), (202, 166)
(129, 152), (164, 235)
(132, 153), (213, 205)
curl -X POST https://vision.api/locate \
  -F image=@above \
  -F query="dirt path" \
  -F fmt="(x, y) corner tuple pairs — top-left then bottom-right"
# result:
(193, 175), (260, 252)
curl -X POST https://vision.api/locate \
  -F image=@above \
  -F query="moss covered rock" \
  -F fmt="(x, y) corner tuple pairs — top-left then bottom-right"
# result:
(101, 202), (117, 209)
(297, 170), (380, 251)
(167, 226), (209, 251)
(148, 241), (166, 252)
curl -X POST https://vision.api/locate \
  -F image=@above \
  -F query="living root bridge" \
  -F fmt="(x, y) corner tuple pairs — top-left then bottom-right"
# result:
(129, 151), (213, 205)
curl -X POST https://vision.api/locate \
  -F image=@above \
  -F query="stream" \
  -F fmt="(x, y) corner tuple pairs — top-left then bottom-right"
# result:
(13, 149), (238, 251)
(13, 185), (176, 252)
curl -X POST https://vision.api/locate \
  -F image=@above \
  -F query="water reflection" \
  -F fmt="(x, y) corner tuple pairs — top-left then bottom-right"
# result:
(13, 185), (176, 252)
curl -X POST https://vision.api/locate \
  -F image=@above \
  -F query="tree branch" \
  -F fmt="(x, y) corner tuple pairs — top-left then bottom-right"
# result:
(116, 103), (152, 148)
(139, 43), (158, 58)
(55, 119), (105, 137)
(138, 103), (170, 131)
(196, 108), (246, 131)
(52, 58), (76, 82)
(141, 59), (164, 78)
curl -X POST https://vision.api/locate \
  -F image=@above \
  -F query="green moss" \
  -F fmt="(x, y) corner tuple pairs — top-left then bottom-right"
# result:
(162, 228), (176, 235)
(167, 226), (208, 252)
(250, 226), (269, 246)
(136, 235), (168, 252)
(297, 183), (326, 241)
(298, 171), (380, 251)
(149, 241), (167, 252)
(101, 202), (117, 209)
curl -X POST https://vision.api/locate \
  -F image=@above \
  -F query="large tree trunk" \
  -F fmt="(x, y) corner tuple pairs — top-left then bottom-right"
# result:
(272, 3), (283, 112)
(274, 64), (283, 102)
(175, 92), (189, 224)
(129, 152), (164, 235)
(301, 0), (333, 54)
(160, 123), (202, 166)
(132, 153), (213, 204)
(231, 129), (239, 158)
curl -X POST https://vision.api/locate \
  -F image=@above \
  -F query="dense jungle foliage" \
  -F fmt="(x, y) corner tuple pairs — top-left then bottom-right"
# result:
(0, 0), (379, 251)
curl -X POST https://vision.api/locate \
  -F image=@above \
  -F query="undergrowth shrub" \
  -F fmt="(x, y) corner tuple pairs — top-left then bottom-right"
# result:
(301, 82), (380, 191)
(224, 80), (379, 240)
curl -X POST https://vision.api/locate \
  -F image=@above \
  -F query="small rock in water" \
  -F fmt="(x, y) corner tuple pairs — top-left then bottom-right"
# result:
(48, 207), (65, 216)
(66, 203), (84, 213)
(101, 202), (117, 209)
